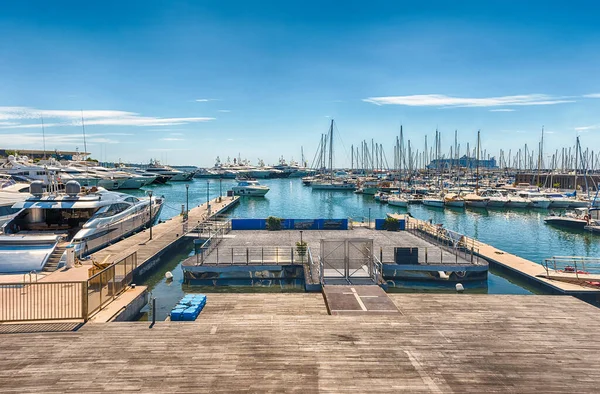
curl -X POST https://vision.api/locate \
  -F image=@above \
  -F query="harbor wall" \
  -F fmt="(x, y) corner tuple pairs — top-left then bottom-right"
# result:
(231, 218), (348, 230)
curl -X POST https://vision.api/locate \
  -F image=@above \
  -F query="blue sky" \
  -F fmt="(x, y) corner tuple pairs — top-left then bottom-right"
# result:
(1, 1), (599, 167)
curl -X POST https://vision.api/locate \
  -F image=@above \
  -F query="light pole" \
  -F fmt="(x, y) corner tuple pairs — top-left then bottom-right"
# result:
(219, 178), (222, 200)
(368, 207), (371, 229)
(185, 184), (189, 216)
(148, 190), (153, 240)
(206, 180), (211, 216)
(300, 230), (303, 245)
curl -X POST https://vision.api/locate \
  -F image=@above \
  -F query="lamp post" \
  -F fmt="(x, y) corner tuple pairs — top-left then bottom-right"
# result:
(206, 180), (211, 216)
(185, 184), (189, 215)
(368, 207), (371, 229)
(148, 190), (153, 240)
(219, 178), (222, 200)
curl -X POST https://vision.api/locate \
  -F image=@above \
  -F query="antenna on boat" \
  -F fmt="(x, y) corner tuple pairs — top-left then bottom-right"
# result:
(41, 114), (47, 160)
(81, 109), (90, 183)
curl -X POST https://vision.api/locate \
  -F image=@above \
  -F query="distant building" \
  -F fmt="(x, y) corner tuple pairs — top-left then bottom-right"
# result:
(0, 148), (89, 161)
(427, 155), (497, 170)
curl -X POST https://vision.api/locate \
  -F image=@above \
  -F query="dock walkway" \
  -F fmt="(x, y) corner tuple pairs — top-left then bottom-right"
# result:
(1, 294), (599, 393)
(397, 214), (600, 298)
(89, 196), (239, 270)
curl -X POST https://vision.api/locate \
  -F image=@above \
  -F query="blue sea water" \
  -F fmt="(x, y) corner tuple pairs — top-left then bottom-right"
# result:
(130, 178), (600, 318)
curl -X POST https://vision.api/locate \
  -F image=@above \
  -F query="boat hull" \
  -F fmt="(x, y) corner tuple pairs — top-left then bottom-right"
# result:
(423, 199), (445, 208)
(466, 201), (488, 208)
(545, 217), (587, 229)
(444, 200), (465, 208)
(232, 187), (269, 196)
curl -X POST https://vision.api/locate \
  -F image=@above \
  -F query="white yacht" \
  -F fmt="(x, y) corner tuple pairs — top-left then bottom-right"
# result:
(422, 195), (445, 208)
(311, 180), (357, 191)
(0, 175), (31, 229)
(518, 191), (551, 209)
(0, 180), (163, 274)
(145, 160), (195, 182)
(90, 166), (153, 189)
(387, 194), (408, 208)
(543, 192), (573, 209)
(486, 192), (508, 208)
(232, 179), (270, 196)
(505, 194), (530, 208)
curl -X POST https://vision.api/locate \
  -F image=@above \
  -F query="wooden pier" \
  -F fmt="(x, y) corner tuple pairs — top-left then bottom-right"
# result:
(1, 293), (600, 393)
(396, 214), (600, 300)
(89, 196), (240, 272)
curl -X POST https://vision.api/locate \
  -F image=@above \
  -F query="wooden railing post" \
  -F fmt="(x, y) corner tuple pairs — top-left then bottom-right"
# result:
(82, 281), (89, 322)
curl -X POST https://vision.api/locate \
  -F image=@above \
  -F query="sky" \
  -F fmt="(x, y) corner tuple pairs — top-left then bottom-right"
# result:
(1, 1), (600, 167)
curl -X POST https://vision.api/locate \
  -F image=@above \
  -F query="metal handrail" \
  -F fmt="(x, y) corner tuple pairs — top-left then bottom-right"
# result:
(405, 222), (481, 265)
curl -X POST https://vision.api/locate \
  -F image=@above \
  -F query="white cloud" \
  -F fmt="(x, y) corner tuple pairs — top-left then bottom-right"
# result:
(575, 125), (600, 131)
(147, 148), (190, 152)
(489, 109), (516, 112)
(0, 133), (120, 145)
(583, 93), (600, 98)
(160, 138), (184, 141)
(169, 132), (184, 136)
(362, 94), (575, 107)
(0, 106), (214, 128)
(195, 98), (219, 102)
(218, 109), (231, 113)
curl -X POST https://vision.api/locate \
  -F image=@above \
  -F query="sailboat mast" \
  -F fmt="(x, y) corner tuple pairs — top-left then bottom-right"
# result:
(41, 115), (47, 160)
(329, 119), (334, 180)
(476, 130), (480, 194)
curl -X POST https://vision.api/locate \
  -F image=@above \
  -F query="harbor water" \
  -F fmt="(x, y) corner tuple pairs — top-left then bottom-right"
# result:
(130, 178), (600, 318)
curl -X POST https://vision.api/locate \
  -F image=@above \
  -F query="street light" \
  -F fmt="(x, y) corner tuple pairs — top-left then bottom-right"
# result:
(185, 184), (189, 215)
(206, 180), (211, 216)
(219, 178), (222, 200)
(148, 190), (153, 240)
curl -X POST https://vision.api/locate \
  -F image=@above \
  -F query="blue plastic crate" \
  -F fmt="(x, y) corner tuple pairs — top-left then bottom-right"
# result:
(170, 308), (185, 321)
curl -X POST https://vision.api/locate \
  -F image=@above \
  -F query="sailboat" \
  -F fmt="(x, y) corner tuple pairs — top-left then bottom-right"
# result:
(311, 120), (357, 191)
(464, 130), (489, 208)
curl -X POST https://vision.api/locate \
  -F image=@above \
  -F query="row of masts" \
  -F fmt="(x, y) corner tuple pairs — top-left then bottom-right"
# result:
(311, 122), (596, 175)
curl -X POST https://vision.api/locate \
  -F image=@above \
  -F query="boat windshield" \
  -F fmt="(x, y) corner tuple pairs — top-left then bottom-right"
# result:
(93, 203), (131, 218)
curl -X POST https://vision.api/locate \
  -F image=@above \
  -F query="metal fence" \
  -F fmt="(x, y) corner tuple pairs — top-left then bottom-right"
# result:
(405, 222), (481, 264)
(197, 246), (305, 266)
(542, 256), (600, 279)
(0, 281), (85, 322)
(0, 252), (137, 323)
(86, 252), (137, 318)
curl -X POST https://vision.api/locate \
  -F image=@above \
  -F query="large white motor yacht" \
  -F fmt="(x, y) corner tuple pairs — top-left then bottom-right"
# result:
(0, 180), (163, 274)
(0, 175), (31, 229)
(145, 160), (195, 182)
(232, 179), (270, 196)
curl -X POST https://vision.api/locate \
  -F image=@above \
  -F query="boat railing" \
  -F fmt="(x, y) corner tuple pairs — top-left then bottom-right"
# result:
(542, 256), (600, 280)
(405, 222), (481, 265)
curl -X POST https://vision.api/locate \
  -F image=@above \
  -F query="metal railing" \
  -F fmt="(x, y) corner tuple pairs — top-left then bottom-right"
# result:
(193, 223), (230, 265)
(405, 222), (481, 264)
(86, 252), (137, 318)
(197, 246), (305, 266)
(542, 256), (600, 279)
(1, 281), (85, 322)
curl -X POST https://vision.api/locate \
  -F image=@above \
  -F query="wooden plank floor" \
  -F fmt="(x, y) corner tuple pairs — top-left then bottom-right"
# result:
(323, 285), (399, 315)
(1, 294), (599, 393)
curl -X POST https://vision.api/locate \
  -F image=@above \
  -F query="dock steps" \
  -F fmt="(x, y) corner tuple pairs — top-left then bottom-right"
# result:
(42, 242), (69, 272)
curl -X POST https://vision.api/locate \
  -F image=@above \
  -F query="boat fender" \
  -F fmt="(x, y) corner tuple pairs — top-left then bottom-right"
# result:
(584, 214), (590, 224)
(165, 271), (173, 280)
(455, 283), (464, 293)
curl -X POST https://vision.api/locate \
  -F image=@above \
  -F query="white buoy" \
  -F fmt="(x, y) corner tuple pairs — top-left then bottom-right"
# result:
(455, 283), (464, 293)
(165, 271), (173, 280)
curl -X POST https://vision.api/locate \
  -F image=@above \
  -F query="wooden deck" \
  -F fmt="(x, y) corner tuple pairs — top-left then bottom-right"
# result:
(403, 215), (600, 296)
(1, 294), (599, 393)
